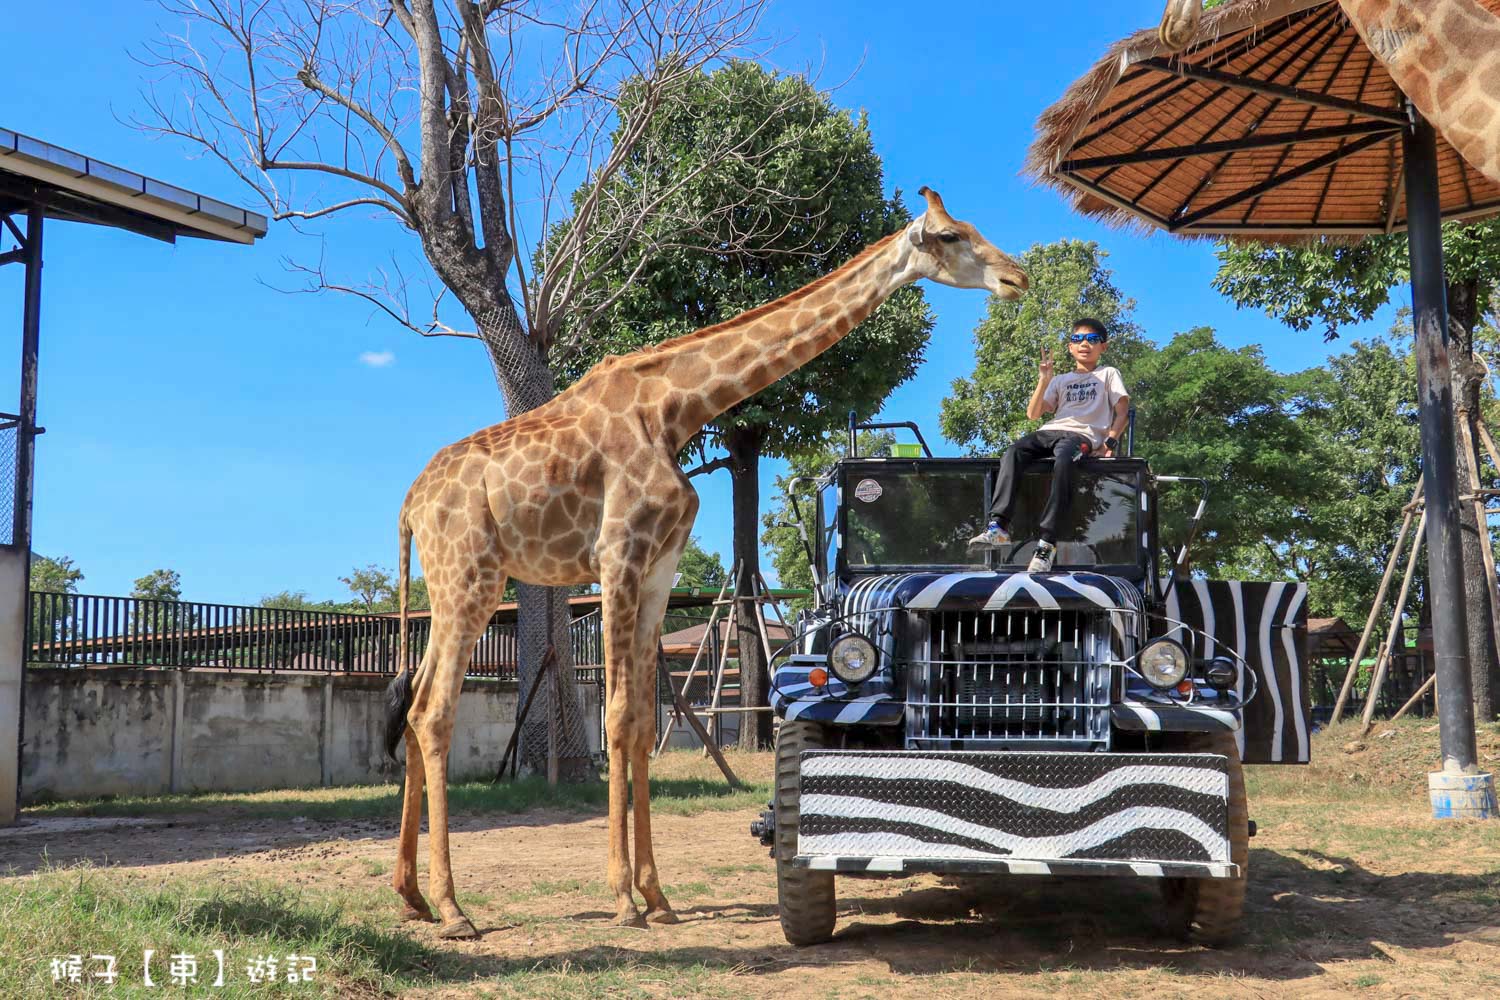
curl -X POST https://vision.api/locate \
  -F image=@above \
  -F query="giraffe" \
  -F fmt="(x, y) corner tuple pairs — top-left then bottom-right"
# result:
(1157, 0), (1500, 187)
(381, 187), (1028, 939)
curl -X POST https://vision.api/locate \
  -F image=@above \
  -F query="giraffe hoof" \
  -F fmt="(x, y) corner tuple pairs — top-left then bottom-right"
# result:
(646, 907), (680, 925)
(437, 917), (479, 940)
(614, 911), (650, 929)
(400, 905), (434, 923)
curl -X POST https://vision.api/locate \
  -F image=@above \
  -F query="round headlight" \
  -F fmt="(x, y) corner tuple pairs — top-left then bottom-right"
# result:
(1205, 657), (1238, 691)
(827, 633), (878, 685)
(1138, 638), (1189, 689)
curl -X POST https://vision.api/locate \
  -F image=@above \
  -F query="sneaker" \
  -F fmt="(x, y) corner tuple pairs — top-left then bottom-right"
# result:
(967, 521), (1010, 552)
(1027, 540), (1057, 573)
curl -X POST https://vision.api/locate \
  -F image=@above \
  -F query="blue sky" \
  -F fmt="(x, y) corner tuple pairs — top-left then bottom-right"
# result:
(0, 2), (1401, 604)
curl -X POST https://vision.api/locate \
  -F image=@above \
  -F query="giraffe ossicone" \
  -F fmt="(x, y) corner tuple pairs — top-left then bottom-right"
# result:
(381, 186), (1027, 936)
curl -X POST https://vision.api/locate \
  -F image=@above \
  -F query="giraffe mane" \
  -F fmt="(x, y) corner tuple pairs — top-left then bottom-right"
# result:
(641, 230), (906, 359)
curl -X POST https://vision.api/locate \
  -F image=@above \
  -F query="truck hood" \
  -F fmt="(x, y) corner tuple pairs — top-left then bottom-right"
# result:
(839, 571), (1145, 616)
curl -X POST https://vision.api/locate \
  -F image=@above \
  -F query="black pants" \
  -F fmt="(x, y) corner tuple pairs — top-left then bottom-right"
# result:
(988, 429), (1090, 544)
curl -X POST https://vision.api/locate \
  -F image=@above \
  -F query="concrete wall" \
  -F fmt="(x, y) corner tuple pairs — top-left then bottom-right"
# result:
(0, 548), (27, 822)
(20, 667), (523, 804)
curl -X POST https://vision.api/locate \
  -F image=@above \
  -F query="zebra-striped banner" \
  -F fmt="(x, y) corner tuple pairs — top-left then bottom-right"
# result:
(1164, 580), (1309, 765)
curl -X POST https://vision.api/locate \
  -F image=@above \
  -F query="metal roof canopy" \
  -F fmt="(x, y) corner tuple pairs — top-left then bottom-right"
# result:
(0, 128), (268, 244)
(1030, 0), (1497, 786)
(0, 129), (266, 823)
(1028, 0), (1500, 238)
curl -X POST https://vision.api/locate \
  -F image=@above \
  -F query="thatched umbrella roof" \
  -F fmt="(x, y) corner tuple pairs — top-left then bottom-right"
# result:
(1027, 0), (1500, 239)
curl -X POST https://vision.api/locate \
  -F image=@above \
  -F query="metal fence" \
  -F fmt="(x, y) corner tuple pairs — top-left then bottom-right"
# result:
(25, 591), (573, 681)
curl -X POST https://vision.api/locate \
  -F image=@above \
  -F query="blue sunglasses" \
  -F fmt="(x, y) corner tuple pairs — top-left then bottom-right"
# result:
(1068, 332), (1105, 344)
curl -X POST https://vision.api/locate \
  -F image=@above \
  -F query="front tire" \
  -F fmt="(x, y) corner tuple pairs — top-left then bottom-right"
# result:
(1162, 729), (1249, 946)
(774, 719), (836, 946)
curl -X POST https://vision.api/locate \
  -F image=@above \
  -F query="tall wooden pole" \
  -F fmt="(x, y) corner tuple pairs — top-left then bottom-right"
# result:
(1331, 478), (1422, 724)
(1359, 510), (1426, 734)
(1458, 415), (1500, 679)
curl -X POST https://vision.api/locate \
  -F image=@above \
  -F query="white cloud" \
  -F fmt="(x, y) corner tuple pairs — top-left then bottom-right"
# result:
(359, 350), (395, 368)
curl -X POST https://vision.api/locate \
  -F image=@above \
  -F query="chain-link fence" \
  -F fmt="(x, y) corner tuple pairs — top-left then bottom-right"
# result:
(0, 415), (18, 547)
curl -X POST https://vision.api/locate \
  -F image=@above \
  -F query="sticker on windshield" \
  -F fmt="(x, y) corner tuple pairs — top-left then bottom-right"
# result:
(853, 478), (883, 503)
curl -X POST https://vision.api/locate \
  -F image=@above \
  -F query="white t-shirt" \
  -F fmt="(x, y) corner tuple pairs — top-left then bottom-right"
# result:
(1041, 366), (1129, 446)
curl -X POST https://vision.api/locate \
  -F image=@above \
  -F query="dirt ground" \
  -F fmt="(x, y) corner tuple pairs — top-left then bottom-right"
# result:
(6, 728), (1500, 999)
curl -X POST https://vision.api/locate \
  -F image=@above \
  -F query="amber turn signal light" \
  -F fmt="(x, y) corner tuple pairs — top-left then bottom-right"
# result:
(809, 667), (829, 687)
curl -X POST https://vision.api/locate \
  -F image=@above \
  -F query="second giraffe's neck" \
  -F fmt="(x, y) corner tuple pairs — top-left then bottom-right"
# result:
(650, 224), (922, 449)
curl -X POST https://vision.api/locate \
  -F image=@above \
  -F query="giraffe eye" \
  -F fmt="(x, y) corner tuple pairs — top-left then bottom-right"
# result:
(938, 232), (961, 244)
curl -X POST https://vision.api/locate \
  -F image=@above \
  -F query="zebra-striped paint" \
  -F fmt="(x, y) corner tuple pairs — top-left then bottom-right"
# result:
(1165, 580), (1309, 764)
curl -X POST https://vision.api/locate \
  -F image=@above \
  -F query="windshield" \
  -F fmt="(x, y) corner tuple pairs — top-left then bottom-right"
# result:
(842, 466), (1140, 570)
(998, 469), (1140, 569)
(845, 470), (987, 568)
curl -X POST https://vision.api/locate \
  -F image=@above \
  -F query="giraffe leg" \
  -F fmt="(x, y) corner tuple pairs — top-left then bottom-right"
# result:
(392, 728), (433, 921)
(598, 535), (652, 928)
(408, 573), (504, 940)
(629, 520), (694, 924)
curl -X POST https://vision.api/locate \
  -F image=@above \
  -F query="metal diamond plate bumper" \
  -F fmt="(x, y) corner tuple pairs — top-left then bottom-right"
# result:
(792, 750), (1237, 878)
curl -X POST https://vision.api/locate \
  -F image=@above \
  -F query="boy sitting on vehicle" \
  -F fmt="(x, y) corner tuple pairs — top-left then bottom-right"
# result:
(968, 317), (1131, 573)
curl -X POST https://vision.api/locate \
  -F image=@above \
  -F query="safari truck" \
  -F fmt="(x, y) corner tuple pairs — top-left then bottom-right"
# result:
(750, 418), (1309, 946)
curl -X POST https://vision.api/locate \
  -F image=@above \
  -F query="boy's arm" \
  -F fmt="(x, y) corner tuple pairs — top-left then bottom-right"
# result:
(1103, 393), (1131, 457)
(1026, 345), (1056, 421)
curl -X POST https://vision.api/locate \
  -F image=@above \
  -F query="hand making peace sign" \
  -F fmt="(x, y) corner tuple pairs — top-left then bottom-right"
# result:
(1039, 344), (1055, 379)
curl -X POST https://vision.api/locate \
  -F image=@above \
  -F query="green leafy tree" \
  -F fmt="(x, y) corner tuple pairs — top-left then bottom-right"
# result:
(31, 555), (83, 595)
(762, 431), (895, 610)
(259, 590), (330, 611)
(131, 569), (182, 602)
(28, 555), (84, 656)
(340, 564), (395, 613)
(547, 63), (934, 748)
(675, 537), (728, 591)
(130, 568), (186, 643)
(666, 537), (729, 629)
(1213, 221), (1500, 716)
(941, 240), (1149, 453)
(1130, 328), (1326, 577)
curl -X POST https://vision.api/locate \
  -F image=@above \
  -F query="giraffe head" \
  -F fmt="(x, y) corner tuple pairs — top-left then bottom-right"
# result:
(909, 187), (1028, 299)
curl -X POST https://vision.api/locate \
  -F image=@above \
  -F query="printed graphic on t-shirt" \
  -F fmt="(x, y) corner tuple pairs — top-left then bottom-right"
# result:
(1062, 380), (1099, 407)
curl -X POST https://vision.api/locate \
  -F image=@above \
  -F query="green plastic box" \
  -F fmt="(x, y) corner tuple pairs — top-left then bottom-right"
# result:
(890, 443), (923, 458)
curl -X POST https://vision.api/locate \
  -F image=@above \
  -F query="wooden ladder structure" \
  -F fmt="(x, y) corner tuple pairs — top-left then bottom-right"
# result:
(1331, 407), (1500, 732)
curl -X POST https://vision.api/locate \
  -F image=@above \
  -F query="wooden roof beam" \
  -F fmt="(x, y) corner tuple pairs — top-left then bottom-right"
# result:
(1139, 57), (1407, 125)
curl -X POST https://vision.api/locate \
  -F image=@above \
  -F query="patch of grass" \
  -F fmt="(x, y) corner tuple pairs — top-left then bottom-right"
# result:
(359, 859), (388, 878)
(0, 862), (468, 998)
(26, 772), (769, 825)
(504, 878), (598, 904)
(472, 958), (736, 1000)
(1353, 972), (1385, 988)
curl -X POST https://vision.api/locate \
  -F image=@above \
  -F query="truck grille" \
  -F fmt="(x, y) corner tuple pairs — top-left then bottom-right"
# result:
(905, 609), (1121, 749)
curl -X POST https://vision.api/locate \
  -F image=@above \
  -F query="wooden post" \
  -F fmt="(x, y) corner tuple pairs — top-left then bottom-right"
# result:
(656, 570), (734, 756)
(493, 645), (555, 783)
(1332, 478), (1423, 724)
(1385, 672), (1437, 727)
(657, 650), (742, 789)
(1475, 417), (1500, 472)
(704, 575), (740, 757)
(1360, 510), (1426, 735)
(1458, 414), (1500, 671)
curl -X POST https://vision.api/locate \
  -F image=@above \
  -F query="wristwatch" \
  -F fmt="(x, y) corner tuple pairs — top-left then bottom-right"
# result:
(1104, 435), (1119, 451)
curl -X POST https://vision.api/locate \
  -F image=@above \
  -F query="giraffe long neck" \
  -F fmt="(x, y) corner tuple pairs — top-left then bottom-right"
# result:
(647, 227), (919, 451)
(1341, 0), (1500, 186)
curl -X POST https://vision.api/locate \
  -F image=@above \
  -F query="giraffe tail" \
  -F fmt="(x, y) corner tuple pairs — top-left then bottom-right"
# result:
(383, 509), (416, 761)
